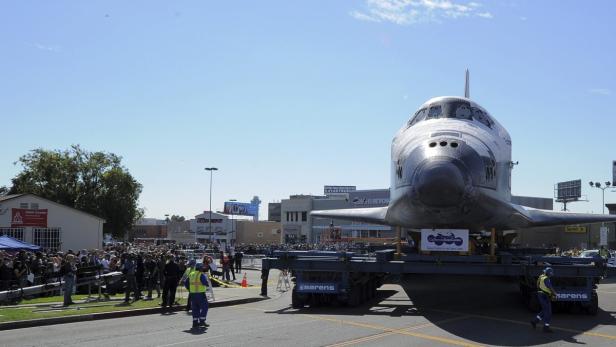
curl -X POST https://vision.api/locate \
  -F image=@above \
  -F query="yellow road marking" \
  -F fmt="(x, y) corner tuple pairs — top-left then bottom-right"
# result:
(429, 309), (616, 341)
(306, 314), (483, 347)
(326, 315), (472, 347)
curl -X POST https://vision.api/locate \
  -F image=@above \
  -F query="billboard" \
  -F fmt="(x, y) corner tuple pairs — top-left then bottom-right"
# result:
(223, 201), (258, 217)
(556, 179), (581, 201)
(600, 226), (608, 246)
(613, 161), (616, 186)
(324, 186), (356, 194)
(420, 229), (469, 252)
(11, 209), (48, 228)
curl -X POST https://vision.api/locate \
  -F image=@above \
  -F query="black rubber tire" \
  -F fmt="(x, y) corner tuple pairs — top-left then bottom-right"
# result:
(291, 289), (304, 309)
(348, 285), (360, 307)
(586, 292), (599, 316)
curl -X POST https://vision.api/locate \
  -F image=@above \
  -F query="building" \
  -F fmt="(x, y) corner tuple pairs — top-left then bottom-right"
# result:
(268, 203), (281, 222)
(280, 187), (394, 243)
(129, 218), (168, 240)
(235, 220), (282, 244)
(0, 194), (105, 251)
(191, 211), (232, 245)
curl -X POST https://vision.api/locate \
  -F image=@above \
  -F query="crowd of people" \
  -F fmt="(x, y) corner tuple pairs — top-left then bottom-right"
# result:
(0, 242), (250, 306)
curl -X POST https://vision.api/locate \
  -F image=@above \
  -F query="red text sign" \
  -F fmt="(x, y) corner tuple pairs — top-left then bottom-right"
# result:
(11, 209), (48, 228)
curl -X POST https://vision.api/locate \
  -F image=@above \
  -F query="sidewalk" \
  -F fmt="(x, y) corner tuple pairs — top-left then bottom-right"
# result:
(0, 269), (283, 331)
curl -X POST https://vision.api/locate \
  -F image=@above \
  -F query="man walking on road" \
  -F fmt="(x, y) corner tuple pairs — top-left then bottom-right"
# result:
(184, 262), (209, 329)
(531, 267), (558, 333)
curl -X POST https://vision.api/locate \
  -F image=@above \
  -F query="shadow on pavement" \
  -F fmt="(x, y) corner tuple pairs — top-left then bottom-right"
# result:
(268, 274), (615, 346)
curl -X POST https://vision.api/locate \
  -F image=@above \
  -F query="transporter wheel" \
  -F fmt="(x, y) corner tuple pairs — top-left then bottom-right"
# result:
(586, 292), (598, 316)
(348, 285), (361, 307)
(291, 289), (305, 309)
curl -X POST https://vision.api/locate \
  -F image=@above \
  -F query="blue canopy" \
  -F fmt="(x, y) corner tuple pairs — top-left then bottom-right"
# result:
(0, 235), (41, 251)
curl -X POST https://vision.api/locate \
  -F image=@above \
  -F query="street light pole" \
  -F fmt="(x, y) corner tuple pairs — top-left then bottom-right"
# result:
(229, 199), (236, 246)
(589, 181), (612, 214)
(205, 167), (218, 244)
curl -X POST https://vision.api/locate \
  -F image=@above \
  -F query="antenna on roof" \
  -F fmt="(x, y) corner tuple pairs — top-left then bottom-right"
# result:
(464, 69), (470, 98)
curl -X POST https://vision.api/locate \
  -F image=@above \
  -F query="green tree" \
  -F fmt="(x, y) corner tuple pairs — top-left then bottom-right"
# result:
(170, 215), (186, 222)
(9, 145), (143, 238)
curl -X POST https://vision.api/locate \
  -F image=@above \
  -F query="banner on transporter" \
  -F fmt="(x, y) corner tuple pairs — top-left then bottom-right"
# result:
(420, 229), (469, 252)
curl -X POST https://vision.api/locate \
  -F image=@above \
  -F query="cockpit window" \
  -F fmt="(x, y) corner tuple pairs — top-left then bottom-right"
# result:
(471, 107), (493, 128)
(408, 108), (427, 127)
(443, 101), (472, 120)
(427, 105), (442, 119)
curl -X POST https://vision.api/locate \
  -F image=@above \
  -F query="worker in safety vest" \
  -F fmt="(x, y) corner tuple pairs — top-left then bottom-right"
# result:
(531, 267), (557, 333)
(184, 262), (209, 329)
(181, 259), (196, 312)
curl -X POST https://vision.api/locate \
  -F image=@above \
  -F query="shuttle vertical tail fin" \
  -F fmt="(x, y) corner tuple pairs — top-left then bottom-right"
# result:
(464, 69), (470, 98)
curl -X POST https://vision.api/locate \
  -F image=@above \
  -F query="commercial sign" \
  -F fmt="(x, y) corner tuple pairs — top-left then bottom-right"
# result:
(555, 290), (590, 302)
(324, 185), (356, 194)
(223, 201), (258, 217)
(349, 190), (390, 207)
(600, 226), (608, 246)
(11, 208), (48, 228)
(556, 179), (581, 201)
(297, 283), (338, 293)
(420, 229), (469, 252)
(565, 225), (587, 233)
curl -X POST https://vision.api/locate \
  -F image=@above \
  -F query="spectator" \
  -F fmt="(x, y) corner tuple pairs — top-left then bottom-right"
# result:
(61, 254), (77, 306)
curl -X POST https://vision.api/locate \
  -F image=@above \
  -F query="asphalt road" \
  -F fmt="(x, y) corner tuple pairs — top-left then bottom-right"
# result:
(2, 274), (616, 347)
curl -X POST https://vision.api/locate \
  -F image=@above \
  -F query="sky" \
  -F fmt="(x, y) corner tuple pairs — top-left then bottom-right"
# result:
(1, 1), (615, 220)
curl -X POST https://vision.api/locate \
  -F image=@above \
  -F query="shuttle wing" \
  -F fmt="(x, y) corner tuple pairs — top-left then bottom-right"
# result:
(311, 206), (390, 225)
(509, 203), (616, 228)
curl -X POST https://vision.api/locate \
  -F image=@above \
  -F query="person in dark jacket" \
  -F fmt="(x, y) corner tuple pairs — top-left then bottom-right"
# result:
(143, 254), (158, 300)
(61, 254), (77, 306)
(162, 255), (181, 308)
(235, 251), (243, 274)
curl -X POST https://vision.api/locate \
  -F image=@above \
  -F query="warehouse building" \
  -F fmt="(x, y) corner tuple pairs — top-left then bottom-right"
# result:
(0, 194), (105, 251)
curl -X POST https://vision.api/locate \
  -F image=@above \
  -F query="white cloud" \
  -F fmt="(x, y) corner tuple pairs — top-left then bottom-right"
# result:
(477, 12), (493, 19)
(520, 16), (527, 21)
(28, 42), (61, 52)
(350, 0), (493, 25)
(350, 10), (381, 22)
(589, 88), (612, 96)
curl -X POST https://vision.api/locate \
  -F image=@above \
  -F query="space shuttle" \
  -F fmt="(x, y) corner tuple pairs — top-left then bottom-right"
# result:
(312, 71), (616, 232)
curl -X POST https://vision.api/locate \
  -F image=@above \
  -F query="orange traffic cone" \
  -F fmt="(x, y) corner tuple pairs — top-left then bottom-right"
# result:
(241, 273), (248, 288)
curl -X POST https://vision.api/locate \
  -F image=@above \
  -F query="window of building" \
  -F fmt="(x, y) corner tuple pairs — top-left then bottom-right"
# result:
(0, 227), (25, 240)
(294, 212), (298, 222)
(286, 212), (290, 221)
(301, 212), (307, 222)
(30, 203), (39, 210)
(33, 228), (61, 250)
(19, 203), (28, 209)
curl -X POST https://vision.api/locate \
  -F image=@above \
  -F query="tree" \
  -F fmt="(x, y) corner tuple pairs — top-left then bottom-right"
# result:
(0, 186), (7, 196)
(9, 145), (143, 238)
(170, 215), (186, 222)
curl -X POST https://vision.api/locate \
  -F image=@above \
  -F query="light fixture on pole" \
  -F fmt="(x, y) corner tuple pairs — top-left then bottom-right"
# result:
(205, 167), (218, 243)
(589, 181), (612, 214)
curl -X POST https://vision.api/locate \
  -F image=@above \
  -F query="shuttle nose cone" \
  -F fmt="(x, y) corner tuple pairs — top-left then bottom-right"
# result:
(416, 161), (466, 207)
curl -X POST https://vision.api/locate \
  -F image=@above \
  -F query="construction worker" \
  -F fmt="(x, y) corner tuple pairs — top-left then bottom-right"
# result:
(531, 267), (557, 333)
(181, 259), (196, 312)
(184, 262), (209, 329)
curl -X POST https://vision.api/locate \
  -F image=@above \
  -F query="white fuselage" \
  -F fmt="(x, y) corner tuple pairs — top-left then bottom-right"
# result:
(387, 96), (513, 230)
